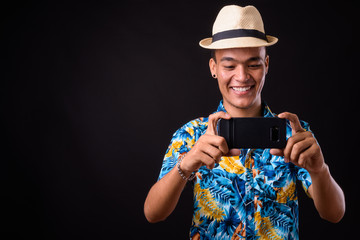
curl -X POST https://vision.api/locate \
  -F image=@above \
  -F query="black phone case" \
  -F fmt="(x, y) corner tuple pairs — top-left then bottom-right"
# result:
(217, 117), (287, 149)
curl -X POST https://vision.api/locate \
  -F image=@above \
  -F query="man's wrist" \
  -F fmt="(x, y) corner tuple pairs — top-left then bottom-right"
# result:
(177, 155), (196, 181)
(309, 163), (329, 179)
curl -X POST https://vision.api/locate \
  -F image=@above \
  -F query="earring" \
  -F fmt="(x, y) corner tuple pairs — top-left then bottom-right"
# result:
(212, 74), (217, 78)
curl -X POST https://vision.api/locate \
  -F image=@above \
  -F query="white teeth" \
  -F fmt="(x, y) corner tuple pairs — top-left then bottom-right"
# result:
(232, 86), (251, 92)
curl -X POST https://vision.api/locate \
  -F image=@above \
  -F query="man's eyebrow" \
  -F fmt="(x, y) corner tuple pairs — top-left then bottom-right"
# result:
(220, 56), (263, 62)
(220, 57), (236, 62)
(248, 56), (262, 62)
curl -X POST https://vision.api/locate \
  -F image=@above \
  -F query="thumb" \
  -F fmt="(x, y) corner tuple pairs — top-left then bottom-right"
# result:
(206, 111), (231, 135)
(270, 148), (284, 156)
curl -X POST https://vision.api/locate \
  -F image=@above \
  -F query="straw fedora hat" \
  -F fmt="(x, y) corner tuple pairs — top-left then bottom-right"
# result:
(199, 5), (278, 49)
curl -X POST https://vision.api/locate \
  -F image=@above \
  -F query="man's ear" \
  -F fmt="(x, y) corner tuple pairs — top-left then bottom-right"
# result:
(265, 55), (269, 75)
(209, 58), (217, 78)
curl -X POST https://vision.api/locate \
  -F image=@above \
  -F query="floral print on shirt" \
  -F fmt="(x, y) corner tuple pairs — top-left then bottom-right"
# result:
(158, 101), (312, 240)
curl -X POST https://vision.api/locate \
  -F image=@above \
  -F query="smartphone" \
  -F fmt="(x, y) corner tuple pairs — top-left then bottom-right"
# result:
(217, 117), (286, 149)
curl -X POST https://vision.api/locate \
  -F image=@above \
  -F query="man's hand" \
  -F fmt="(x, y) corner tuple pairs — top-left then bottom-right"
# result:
(270, 112), (325, 174)
(270, 112), (345, 223)
(180, 112), (240, 176)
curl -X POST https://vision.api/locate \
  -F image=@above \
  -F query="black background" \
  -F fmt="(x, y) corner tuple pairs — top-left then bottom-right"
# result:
(1, 0), (358, 239)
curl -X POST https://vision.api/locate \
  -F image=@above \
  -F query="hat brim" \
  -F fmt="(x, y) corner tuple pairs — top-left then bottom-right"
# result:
(199, 35), (278, 49)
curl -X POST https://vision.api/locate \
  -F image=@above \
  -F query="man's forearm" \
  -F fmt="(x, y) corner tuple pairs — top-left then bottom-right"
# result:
(309, 164), (345, 223)
(144, 167), (188, 223)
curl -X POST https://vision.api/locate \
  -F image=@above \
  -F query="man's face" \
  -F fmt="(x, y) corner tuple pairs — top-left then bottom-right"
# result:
(210, 47), (269, 115)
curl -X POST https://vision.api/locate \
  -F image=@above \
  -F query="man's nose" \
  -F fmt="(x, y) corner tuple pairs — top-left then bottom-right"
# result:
(234, 65), (249, 82)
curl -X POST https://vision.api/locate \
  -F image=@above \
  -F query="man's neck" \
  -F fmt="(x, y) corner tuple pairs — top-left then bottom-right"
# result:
(223, 101), (262, 118)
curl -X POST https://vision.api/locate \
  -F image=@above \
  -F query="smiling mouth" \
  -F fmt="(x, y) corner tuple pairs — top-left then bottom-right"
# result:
(231, 86), (253, 92)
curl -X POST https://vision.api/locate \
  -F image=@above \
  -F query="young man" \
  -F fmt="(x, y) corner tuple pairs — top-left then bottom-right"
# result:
(144, 5), (345, 240)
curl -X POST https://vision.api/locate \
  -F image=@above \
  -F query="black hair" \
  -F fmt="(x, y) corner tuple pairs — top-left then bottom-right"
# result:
(210, 47), (268, 62)
(210, 49), (216, 62)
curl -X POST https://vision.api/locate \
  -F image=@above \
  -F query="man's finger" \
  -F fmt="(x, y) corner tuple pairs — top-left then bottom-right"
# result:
(226, 149), (241, 156)
(200, 134), (229, 155)
(202, 144), (223, 163)
(283, 133), (307, 162)
(270, 148), (284, 156)
(206, 111), (231, 135)
(289, 137), (313, 164)
(198, 151), (216, 169)
(277, 112), (305, 134)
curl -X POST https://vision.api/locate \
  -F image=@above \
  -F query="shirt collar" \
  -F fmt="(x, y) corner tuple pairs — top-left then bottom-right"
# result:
(216, 100), (276, 118)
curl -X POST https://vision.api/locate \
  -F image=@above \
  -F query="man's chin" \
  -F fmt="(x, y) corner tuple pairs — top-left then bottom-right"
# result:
(229, 101), (253, 110)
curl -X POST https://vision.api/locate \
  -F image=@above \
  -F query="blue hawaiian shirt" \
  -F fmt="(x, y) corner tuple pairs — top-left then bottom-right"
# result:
(158, 101), (312, 240)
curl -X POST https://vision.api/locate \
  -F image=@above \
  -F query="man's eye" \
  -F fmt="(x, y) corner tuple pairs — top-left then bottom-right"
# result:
(224, 65), (235, 69)
(248, 64), (261, 68)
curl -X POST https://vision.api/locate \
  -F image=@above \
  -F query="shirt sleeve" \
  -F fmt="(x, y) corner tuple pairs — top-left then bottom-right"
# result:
(293, 120), (313, 197)
(157, 122), (198, 181)
(295, 166), (312, 197)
